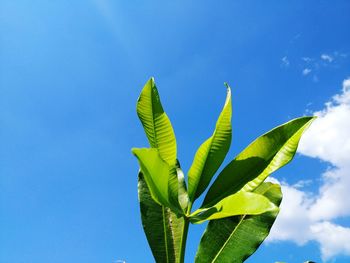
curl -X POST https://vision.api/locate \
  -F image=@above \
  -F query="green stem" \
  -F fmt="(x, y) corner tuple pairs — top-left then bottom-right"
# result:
(178, 217), (190, 263)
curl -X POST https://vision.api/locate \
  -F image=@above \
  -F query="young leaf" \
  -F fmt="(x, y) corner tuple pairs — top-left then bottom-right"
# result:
(132, 148), (182, 213)
(138, 172), (186, 263)
(189, 191), (277, 224)
(195, 182), (282, 263)
(137, 77), (177, 166)
(203, 116), (315, 207)
(188, 85), (232, 203)
(177, 165), (189, 211)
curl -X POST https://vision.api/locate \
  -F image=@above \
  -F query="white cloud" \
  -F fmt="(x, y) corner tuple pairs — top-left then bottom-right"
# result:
(292, 179), (312, 189)
(309, 166), (350, 221)
(298, 78), (350, 167)
(321, 54), (334, 62)
(302, 57), (313, 63)
(303, 68), (312, 76)
(268, 77), (350, 261)
(311, 222), (350, 260)
(321, 54), (334, 63)
(295, 52), (348, 82)
(281, 56), (290, 67)
(267, 181), (314, 245)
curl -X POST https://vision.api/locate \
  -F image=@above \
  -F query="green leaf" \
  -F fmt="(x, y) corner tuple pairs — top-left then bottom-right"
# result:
(137, 77), (177, 166)
(189, 190), (277, 224)
(188, 85), (232, 203)
(136, 78), (185, 212)
(138, 172), (186, 263)
(203, 116), (315, 207)
(132, 148), (182, 213)
(176, 165), (189, 211)
(195, 182), (282, 263)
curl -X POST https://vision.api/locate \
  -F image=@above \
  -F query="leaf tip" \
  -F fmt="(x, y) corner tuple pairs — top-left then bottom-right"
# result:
(131, 147), (140, 156)
(224, 82), (232, 93)
(224, 83), (232, 103)
(303, 115), (317, 130)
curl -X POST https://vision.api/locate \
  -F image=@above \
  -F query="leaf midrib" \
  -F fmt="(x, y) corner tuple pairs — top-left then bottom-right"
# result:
(243, 121), (310, 191)
(150, 85), (159, 150)
(211, 214), (246, 262)
(162, 206), (170, 263)
(206, 121), (310, 207)
(209, 186), (272, 262)
(191, 110), (229, 201)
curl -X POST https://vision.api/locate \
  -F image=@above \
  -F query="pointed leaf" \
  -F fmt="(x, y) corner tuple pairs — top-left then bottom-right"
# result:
(137, 77), (177, 166)
(132, 148), (182, 213)
(203, 116), (315, 207)
(188, 85), (232, 202)
(189, 191), (277, 224)
(138, 172), (185, 263)
(195, 182), (282, 263)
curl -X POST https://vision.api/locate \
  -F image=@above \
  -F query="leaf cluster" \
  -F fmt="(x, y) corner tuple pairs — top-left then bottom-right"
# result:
(132, 78), (315, 263)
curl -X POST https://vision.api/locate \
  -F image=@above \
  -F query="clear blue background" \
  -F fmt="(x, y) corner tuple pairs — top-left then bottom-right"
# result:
(1, 1), (349, 262)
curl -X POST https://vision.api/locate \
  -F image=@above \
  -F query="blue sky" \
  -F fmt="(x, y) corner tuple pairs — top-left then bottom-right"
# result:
(1, 1), (350, 262)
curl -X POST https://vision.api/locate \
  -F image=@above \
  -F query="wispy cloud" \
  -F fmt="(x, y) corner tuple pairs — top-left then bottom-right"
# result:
(321, 54), (334, 63)
(282, 51), (348, 82)
(292, 179), (313, 189)
(268, 77), (350, 261)
(302, 68), (312, 76)
(302, 57), (313, 62)
(302, 51), (348, 80)
(281, 56), (290, 67)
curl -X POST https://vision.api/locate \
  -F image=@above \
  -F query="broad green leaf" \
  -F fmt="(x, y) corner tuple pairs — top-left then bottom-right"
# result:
(189, 191), (277, 224)
(188, 85), (232, 202)
(195, 182), (282, 263)
(137, 77), (177, 166)
(132, 148), (182, 213)
(203, 116), (315, 207)
(138, 172), (186, 263)
(136, 78), (185, 212)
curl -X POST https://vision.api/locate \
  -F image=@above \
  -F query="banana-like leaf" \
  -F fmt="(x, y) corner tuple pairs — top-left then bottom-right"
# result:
(195, 182), (282, 263)
(136, 78), (185, 212)
(189, 190), (277, 224)
(132, 148), (182, 214)
(188, 85), (232, 202)
(137, 77), (177, 166)
(203, 116), (315, 207)
(138, 172), (186, 263)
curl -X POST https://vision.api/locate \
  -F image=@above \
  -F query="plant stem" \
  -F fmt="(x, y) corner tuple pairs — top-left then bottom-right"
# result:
(177, 217), (190, 263)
